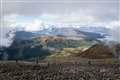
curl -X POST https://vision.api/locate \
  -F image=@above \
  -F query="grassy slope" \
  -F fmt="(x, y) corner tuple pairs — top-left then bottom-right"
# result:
(46, 40), (93, 60)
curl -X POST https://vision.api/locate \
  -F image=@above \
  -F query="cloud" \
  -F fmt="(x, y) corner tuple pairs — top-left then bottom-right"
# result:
(0, 14), (17, 47)
(2, 14), (98, 32)
(24, 19), (43, 32)
(3, 11), (119, 30)
(2, 0), (119, 23)
(0, 26), (15, 47)
(38, 13), (95, 24)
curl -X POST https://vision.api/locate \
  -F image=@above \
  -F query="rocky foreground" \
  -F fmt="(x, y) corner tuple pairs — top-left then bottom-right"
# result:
(0, 61), (120, 80)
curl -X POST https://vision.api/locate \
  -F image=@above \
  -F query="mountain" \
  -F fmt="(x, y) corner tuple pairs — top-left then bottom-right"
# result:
(0, 25), (110, 60)
(77, 26), (109, 35)
(80, 43), (114, 59)
(15, 23), (109, 35)
(14, 31), (35, 40)
(14, 26), (107, 41)
(80, 43), (120, 59)
(74, 30), (104, 41)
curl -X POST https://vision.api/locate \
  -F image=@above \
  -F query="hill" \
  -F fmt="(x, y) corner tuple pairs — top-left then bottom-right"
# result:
(79, 43), (120, 59)
(80, 44), (114, 59)
(47, 43), (120, 59)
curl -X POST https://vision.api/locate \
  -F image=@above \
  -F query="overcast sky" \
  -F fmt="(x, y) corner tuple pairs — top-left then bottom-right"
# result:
(0, 0), (120, 47)
(1, 0), (120, 27)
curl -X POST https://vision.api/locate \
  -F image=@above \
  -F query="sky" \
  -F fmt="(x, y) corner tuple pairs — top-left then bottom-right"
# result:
(0, 0), (120, 47)
(1, 0), (120, 29)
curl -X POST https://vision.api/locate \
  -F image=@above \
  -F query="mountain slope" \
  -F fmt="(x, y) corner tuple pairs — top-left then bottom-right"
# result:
(80, 44), (114, 59)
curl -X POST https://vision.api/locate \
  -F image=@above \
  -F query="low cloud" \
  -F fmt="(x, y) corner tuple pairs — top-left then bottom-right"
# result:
(0, 26), (15, 47)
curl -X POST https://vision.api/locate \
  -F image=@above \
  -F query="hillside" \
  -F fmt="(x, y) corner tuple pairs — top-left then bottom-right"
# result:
(80, 44), (114, 59)
(46, 47), (88, 60)
(47, 43), (120, 59)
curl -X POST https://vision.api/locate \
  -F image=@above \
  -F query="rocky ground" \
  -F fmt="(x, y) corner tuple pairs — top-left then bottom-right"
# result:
(0, 61), (120, 80)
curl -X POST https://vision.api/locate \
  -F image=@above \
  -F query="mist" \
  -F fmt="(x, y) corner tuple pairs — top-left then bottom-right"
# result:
(109, 26), (120, 43)
(103, 25), (120, 58)
(0, 27), (15, 47)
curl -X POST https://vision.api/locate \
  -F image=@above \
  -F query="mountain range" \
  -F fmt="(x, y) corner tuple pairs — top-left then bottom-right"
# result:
(0, 26), (110, 60)
(14, 26), (109, 41)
